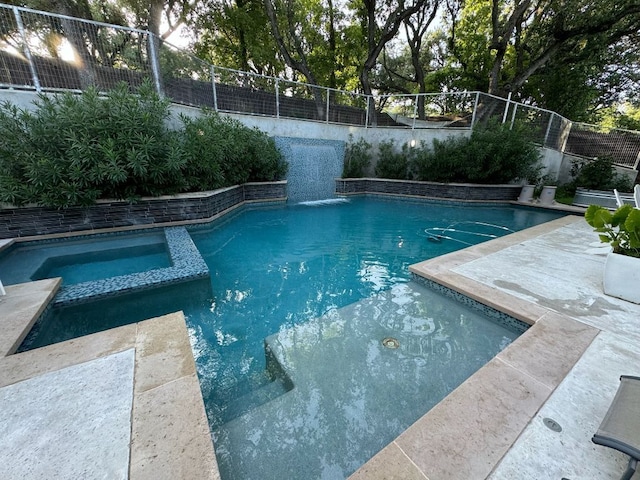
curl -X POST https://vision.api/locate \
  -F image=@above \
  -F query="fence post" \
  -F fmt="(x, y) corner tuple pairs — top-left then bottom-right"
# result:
(543, 114), (554, 148)
(146, 33), (163, 95)
(502, 92), (512, 124)
(325, 88), (330, 123)
(412, 94), (419, 130)
(470, 92), (480, 128)
(210, 66), (218, 111)
(509, 102), (517, 130)
(13, 7), (41, 92)
(365, 95), (370, 128)
(560, 121), (572, 153)
(275, 78), (280, 118)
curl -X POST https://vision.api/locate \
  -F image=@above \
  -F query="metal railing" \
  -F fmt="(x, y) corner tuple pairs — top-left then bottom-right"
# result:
(0, 3), (638, 169)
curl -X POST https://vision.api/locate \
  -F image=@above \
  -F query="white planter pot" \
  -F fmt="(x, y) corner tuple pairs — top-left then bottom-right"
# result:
(539, 185), (557, 206)
(603, 253), (640, 304)
(517, 185), (535, 203)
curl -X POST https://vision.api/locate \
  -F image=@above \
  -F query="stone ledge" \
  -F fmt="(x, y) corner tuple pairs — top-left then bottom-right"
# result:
(336, 178), (523, 201)
(0, 182), (286, 239)
(0, 283), (218, 479)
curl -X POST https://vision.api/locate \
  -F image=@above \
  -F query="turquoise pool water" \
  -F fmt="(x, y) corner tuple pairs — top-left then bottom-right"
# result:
(0, 232), (170, 286)
(13, 197), (564, 479)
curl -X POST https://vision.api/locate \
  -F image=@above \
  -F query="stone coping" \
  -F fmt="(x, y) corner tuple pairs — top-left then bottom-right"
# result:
(0, 279), (219, 479)
(349, 215), (601, 480)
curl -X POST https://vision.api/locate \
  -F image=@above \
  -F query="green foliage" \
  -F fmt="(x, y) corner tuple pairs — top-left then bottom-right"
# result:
(0, 81), (181, 206)
(585, 204), (640, 257)
(180, 110), (287, 191)
(374, 141), (414, 180)
(564, 157), (633, 195)
(598, 104), (640, 132)
(342, 136), (371, 178)
(412, 122), (542, 184)
(193, 0), (284, 76)
(0, 82), (286, 207)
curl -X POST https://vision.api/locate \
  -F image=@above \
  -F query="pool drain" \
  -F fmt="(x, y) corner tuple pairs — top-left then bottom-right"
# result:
(382, 337), (400, 349)
(542, 417), (562, 432)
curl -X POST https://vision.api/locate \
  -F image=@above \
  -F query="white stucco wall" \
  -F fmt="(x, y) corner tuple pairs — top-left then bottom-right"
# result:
(0, 89), (567, 182)
(0, 89), (468, 149)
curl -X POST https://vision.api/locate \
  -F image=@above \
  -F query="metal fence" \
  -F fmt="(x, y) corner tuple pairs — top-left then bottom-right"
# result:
(0, 2), (638, 169)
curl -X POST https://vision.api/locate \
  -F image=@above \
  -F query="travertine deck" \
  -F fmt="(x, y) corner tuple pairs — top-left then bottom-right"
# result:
(0, 279), (219, 480)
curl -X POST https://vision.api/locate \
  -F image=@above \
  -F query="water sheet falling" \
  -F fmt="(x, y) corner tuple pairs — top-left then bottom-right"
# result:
(276, 137), (345, 203)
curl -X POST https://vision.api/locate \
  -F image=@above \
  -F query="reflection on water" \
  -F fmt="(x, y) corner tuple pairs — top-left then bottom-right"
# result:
(186, 198), (560, 480)
(213, 282), (520, 479)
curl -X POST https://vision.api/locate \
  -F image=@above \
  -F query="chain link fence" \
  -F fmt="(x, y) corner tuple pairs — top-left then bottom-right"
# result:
(0, 2), (638, 168)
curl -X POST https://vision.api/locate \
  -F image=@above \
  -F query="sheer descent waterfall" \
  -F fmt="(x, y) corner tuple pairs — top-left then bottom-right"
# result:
(275, 137), (345, 203)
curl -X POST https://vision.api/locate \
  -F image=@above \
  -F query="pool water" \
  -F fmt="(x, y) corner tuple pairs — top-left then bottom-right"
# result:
(31, 244), (170, 284)
(212, 280), (522, 479)
(14, 197), (564, 479)
(0, 232), (170, 286)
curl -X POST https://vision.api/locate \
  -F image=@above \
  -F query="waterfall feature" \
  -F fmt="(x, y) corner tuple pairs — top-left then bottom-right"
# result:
(276, 137), (345, 203)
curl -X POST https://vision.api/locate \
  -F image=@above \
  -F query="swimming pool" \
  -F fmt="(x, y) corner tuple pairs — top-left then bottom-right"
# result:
(8, 197), (564, 479)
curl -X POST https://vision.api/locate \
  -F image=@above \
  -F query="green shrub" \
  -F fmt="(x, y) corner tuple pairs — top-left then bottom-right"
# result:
(180, 110), (286, 191)
(342, 136), (371, 178)
(413, 121), (542, 184)
(0, 81), (184, 206)
(412, 136), (468, 182)
(0, 102), (37, 206)
(374, 140), (414, 180)
(0, 82), (286, 207)
(564, 156), (633, 194)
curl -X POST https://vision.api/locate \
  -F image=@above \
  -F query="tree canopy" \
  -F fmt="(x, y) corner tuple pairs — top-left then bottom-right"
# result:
(7, 0), (640, 127)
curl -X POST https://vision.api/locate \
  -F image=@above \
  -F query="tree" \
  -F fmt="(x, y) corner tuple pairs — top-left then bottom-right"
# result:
(261, 0), (361, 117)
(599, 104), (640, 131)
(375, 0), (440, 117)
(521, 31), (640, 121)
(355, 0), (431, 97)
(459, 0), (640, 98)
(192, 0), (282, 75)
(4, 0), (191, 88)
(442, 0), (494, 92)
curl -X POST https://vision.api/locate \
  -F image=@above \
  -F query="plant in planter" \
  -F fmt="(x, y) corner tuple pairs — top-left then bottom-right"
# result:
(585, 204), (640, 303)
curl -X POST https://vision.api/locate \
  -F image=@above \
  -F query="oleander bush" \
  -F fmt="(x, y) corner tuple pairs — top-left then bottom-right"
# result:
(0, 81), (286, 207)
(342, 135), (372, 178)
(374, 140), (415, 179)
(180, 110), (287, 191)
(564, 156), (633, 194)
(412, 121), (542, 184)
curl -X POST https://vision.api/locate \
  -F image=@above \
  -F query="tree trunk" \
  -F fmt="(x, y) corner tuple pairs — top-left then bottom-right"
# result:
(359, 0), (428, 97)
(263, 0), (326, 119)
(51, 0), (98, 89)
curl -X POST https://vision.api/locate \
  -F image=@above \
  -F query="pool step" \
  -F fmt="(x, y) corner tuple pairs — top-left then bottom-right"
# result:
(218, 376), (292, 425)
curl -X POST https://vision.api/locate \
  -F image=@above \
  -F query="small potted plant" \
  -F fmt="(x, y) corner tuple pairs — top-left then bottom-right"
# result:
(585, 204), (640, 303)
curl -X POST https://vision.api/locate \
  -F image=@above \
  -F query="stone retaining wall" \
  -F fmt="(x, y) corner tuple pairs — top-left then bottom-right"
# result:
(336, 178), (522, 201)
(0, 182), (286, 239)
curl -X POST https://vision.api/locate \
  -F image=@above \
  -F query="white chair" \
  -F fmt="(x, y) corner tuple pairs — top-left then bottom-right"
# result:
(614, 189), (624, 208)
(634, 184), (640, 209)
